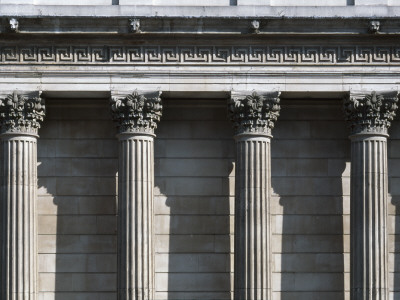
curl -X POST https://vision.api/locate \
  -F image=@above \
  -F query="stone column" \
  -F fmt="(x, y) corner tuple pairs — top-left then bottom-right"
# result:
(0, 91), (45, 300)
(344, 91), (399, 300)
(110, 91), (162, 300)
(229, 91), (280, 300)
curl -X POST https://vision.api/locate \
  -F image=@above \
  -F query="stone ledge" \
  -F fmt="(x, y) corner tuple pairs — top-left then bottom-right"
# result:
(1, 5), (400, 18)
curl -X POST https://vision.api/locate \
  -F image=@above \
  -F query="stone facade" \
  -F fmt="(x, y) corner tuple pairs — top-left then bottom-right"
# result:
(1, 2), (400, 300)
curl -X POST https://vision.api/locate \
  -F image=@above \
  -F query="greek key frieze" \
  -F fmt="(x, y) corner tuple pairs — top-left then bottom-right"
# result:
(1, 45), (400, 65)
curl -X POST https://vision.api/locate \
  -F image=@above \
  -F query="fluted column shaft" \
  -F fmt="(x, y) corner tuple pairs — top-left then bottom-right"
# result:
(118, 134), (154, 300)
(234, 134), (271, 300)
(229, 91), (280, 300)
(1, 135), (38, 300)
(0, 91), (45, 300)
(350, 135), (388, 300)
(110, 91), (162, 300)
(344, 90), (399, 300)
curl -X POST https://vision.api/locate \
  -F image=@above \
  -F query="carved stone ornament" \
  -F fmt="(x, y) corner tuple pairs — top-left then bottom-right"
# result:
(344, 91), (399, 136)
(8, 18), (19, 32)
(229, 91), (281, 136)
(129, 18), (141, 33)
(0, 91), (45, 135)
(110, 91), (162, 135)
(5, 45), (400, 66)
(369, 20), (380, 34)
(250, 20), (260, 34)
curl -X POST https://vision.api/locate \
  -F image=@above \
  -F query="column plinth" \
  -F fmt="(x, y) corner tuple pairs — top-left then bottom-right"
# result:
(344, 91), (399, 300)
(229, 91), (280, 300)
(0, 91), (45, 300)
(110, 91), (162, 300)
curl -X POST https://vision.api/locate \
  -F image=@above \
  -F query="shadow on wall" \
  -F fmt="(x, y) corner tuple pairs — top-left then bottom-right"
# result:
(272, 99), (349, 300)
(391, 194), (399, 300)
(37, 98), (118, 300)
(389, 117), (400, 300)
(153, 98), (234, 300)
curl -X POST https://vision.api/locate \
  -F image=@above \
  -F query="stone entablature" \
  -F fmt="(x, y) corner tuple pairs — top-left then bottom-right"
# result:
(110, 91), (162, 135)
(4, 45), (400, 66)
(344, 91), (399, 135)
(0, 91), (45, 135)
(229, 91), (280, 136)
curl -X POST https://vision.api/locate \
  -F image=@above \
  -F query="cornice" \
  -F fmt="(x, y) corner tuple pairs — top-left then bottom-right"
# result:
(1, 7), (400, 35)
(1, 5), (400, 19)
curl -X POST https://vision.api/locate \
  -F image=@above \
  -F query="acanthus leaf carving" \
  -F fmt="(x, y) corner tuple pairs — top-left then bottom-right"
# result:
(0, 91), (45, 135)
(110, 91), (162, 135)
(344, 90), (399, 135)
(229, 91), (281, 136)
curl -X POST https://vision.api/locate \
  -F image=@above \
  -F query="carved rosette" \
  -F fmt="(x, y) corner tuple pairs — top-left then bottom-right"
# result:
(110, 91), (162, 135)
(229, 91), (281, 136)
(0, 91), (45, 135)
(344, 91), (399, 136)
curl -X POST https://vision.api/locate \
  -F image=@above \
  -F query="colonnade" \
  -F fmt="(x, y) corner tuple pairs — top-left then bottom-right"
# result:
(0, 89), (398, 300)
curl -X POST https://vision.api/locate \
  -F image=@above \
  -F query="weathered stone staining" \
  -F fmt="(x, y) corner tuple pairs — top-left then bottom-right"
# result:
(110, 91), (162, 300)
(344, 91), (398, 136)
(229, 91), (280, 136)
(229, 91), (280, 300)
(110, 91), (162, 135)
(369, 20), (381, 33)
(0, 91), (45, 300)
(0, 91), (45, 135)
(344, 91), (399, 300)
(129, 18), (141, 33)
(8, 18), (19, 32)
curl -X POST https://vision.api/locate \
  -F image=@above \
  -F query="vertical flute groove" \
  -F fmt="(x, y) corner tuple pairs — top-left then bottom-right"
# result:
(344, 90), (399, 300)
(351, 136), (388, 300)
(234, 137), (272, 300)
(1, 136), (38, 300)
(228, 91), (280, 300)
(118, 136), (154, 300)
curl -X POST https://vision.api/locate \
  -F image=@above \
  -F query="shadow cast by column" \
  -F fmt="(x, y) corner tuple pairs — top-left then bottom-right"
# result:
(153, 98), (234, 300)
(37, 98), (118, 300)
(273, 99), (349, 300)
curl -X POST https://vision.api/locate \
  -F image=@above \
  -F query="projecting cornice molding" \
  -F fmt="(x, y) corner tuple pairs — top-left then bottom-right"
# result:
(229, 91), (280, 136)
(344, 90), (399, 136)
(0, 91), (45, 136)
(2, 45), (400, 66)
(110, 91), (162, 135)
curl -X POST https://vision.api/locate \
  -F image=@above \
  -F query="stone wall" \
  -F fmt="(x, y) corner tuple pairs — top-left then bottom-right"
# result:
(37, 99), (118, 300)
(0, 0), (399, 5)
(35, 97), (400, 299)
(154, 99), (235, 300)
(271, 100), (350, 300)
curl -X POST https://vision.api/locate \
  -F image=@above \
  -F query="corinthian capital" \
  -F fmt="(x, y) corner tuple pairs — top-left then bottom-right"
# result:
(110, 91), (162, 135)
(0, 91), (45, 135)
(229, 91), (280, 136)
(344, 91), (399, 136)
